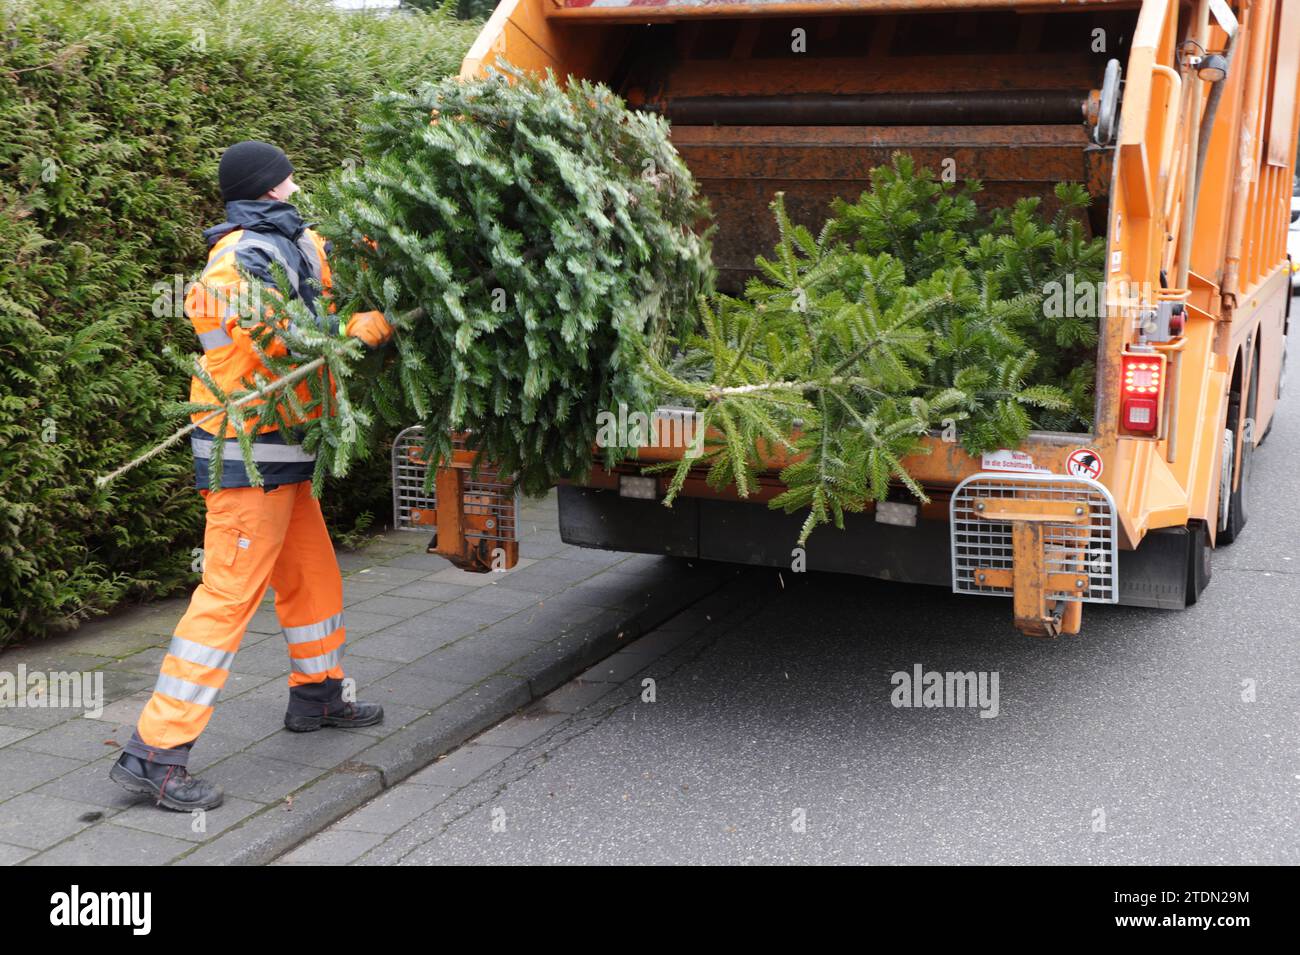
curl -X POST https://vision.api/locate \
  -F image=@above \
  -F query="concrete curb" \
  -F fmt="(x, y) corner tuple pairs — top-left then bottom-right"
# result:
(174, 560), (732, 865)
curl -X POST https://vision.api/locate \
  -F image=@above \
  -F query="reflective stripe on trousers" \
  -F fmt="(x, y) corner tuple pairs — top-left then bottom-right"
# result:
(282, 610), (346, 675)
(133, 481), (346, 754)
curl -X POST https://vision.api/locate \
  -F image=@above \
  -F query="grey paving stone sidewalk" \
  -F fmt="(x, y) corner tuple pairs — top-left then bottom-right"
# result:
(274, 575), (768, 866)
(0, 490), (728, 865)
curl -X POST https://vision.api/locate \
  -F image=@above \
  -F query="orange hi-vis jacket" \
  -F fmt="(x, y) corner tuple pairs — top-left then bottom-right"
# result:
(183, 199), (338, 489)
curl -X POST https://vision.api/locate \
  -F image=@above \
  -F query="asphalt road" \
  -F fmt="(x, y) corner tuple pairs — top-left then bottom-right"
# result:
(289, 333), (1300, 865)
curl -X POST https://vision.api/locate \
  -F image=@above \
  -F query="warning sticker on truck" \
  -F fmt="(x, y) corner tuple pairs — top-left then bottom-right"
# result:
(1066, 447), (1104, 479)
(981, 449), (1050, 474)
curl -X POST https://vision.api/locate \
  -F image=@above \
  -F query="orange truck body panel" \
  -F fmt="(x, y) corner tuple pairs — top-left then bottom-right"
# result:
(458, 0), (1299, 632)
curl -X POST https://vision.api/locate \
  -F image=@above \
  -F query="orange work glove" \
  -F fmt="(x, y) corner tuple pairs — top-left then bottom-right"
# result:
(344, 310), (393, 348)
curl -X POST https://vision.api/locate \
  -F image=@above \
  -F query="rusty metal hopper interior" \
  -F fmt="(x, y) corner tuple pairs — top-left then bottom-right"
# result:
(544, 7), (1142, 291)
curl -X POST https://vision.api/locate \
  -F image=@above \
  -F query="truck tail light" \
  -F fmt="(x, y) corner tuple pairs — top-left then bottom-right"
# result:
(1121, 353), (1165, 434)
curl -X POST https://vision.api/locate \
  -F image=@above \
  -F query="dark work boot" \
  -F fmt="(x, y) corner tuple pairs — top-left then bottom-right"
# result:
(284, 677), (383, 732)
(284, 699), (384, 732)
(109, 751), (224, 812)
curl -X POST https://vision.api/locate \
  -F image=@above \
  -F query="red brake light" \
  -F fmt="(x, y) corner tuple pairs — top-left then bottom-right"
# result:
(1120, 354), (1165, 434)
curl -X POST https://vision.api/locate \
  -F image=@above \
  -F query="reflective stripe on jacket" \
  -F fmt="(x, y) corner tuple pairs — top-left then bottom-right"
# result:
(191, 429), (318, 490)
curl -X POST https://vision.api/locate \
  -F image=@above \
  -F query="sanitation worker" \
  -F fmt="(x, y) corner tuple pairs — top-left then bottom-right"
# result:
(110, 141), (394, 811)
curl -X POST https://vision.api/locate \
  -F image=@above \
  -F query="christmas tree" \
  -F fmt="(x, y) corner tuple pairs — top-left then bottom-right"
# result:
(307, 62), (714, 495)
(142, 63), (713, 497)
(644, 154), (1104, 544)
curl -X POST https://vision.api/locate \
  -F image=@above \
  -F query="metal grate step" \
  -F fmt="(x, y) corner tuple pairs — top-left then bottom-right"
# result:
(950, 472), (1119, 604)
(391, 425), (520, 547)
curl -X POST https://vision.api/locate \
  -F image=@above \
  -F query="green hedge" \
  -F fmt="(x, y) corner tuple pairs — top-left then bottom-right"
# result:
(409, 1), (500, 18)
(0, 0), (481, 645)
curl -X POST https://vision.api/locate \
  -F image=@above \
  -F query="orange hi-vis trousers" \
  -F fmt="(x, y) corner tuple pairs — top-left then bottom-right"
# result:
(124, 480), (347, 767)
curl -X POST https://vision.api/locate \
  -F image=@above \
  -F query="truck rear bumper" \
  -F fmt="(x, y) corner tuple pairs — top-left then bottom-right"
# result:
(557, 485), (1197, 611)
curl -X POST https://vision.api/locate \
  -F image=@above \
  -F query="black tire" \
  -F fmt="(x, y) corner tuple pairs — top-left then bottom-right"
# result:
(1219, 393), (1250, 545)
(1185, 521), (1212, 606)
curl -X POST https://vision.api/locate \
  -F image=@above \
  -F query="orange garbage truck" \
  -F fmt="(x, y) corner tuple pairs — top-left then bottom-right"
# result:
(399, 0), (1298, 637)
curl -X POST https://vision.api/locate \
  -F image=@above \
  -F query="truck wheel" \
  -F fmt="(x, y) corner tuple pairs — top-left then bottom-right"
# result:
(1185, 521), (1212, 606)
(1218, 393), (1251, 544)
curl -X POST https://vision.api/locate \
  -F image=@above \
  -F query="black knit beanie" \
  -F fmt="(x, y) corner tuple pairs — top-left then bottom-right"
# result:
(218, 140), (294, 202)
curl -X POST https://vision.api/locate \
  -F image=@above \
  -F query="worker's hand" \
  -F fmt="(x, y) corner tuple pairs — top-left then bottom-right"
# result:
(345, 310), (393, 349)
